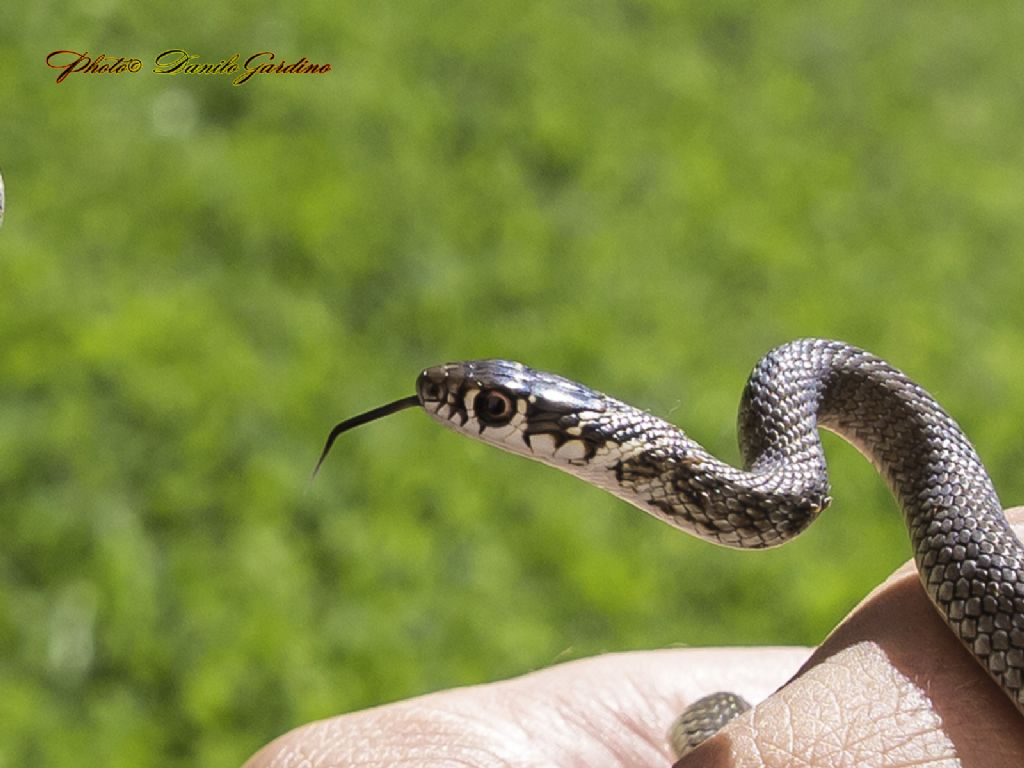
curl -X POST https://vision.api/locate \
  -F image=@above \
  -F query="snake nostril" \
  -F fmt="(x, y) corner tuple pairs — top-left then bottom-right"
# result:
(417, 375), (446, 403)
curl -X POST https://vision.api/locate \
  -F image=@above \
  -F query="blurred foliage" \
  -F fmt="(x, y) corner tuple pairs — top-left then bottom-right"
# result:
(3, 1), (1024, 765)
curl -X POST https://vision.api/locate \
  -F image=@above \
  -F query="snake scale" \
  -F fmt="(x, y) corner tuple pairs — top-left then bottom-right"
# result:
(316, 338), (1024, 756)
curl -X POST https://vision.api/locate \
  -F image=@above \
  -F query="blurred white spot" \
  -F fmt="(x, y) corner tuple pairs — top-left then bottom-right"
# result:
(0, 169), (5, 227)
(151, 88), (199, 139)
(48, 582), (98, 681)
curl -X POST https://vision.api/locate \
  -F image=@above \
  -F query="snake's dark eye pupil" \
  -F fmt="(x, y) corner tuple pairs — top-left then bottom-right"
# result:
(477, 390), (514, 425)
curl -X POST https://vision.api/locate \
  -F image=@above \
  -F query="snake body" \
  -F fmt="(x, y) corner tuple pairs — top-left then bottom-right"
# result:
(319, 338), (1024, 752)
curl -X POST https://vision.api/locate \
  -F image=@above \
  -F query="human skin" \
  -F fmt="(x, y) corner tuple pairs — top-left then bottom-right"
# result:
(244, 508), (1024, 768)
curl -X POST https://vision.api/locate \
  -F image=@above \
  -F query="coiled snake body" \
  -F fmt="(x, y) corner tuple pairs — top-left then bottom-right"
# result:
(316, 338), (1024, 755)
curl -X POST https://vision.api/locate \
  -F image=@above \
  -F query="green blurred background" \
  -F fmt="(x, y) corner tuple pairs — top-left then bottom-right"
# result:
(4, 2), (1024, 765)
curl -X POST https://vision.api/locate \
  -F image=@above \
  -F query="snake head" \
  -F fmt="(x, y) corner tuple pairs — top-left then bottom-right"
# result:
(314, 359), (610, 478)
(416, 360), (610, 464)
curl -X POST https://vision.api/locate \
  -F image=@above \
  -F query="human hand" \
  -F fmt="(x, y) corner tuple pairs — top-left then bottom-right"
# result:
(244, 508), (1024, 768)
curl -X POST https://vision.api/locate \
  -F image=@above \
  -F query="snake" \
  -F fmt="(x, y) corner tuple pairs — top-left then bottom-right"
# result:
(315, 338), (1024, 758)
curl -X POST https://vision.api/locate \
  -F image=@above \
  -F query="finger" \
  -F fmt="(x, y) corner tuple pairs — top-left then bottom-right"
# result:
(244, 648), (809, 768)
(676, 506), (1024, 768)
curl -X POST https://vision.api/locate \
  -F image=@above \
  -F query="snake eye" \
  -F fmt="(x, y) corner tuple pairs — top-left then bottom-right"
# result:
(475, 389), (515, 426)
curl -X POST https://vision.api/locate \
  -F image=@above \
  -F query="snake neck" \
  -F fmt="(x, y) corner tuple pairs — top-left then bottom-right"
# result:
(592, 339), (1006, 557)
